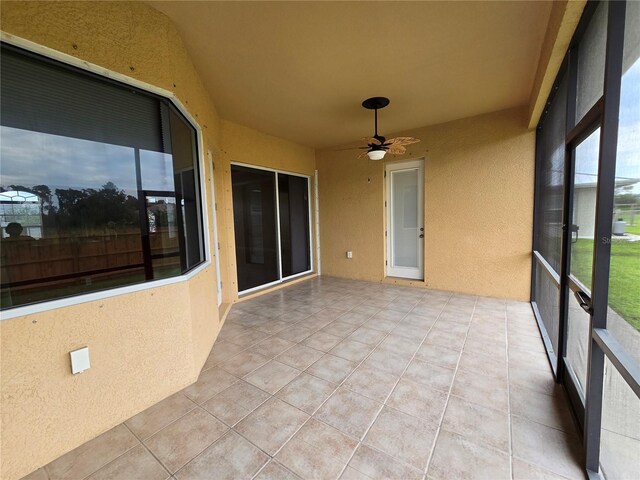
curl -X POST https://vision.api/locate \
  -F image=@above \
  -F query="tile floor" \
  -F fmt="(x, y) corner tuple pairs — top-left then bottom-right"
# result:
(23, 277), (585, 480)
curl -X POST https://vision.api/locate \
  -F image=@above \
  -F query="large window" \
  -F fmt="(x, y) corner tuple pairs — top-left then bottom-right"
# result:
(0, 44), (205, 311)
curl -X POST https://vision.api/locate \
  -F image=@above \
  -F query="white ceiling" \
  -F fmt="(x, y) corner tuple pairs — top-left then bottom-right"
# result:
(149, 1), (552, 148)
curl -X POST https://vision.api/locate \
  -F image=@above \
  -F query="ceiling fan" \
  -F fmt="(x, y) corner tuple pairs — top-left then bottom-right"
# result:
(351, 97), (421, 160)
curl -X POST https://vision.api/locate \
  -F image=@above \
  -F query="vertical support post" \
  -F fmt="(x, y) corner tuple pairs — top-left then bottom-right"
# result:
(584, 0), (626, 473)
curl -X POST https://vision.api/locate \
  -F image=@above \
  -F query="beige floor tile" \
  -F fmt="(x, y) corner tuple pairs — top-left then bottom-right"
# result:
(350, 304), (381, 317)
(20, 468), (48, 480)
(244, 360), (301, 394)
(218, 350), (270, 377)
(276, 372), (337, 414)
(348, 326), (387, 346)
(363, 406), (437, 471)
(87, 444), (169, 480)
(276, 419), (358, 479)
(451, 369), (509, 412)
(202, 341), (247, 370)
(390, 321), (429, 341)
(144, 407), (228, 473)
(510, 385), (575, 433)
(216, 324), (252, 342)
(182, 367), (238, 404)
(414, 343), (460, 369)
(321, 321), (359, 338)
(315, 387), (383, 440)
(387, 378), (448, 426)
(235, 397), (309, 455)
(442, 395), (510, 453)
(378, 334), (423, 356)
(126, 392), (197, 440)
(372, 308), (407, 323)
(330, 338), (375, 363)
(349, 444), (423, 480)
(276, 344), (325, 370)
(362, 347), (412, 376)
(201, 380), (270, 426)
(339, 311), (373, 326)
(226, 329), (271, 348)
(512, 458), (573, 479)
(340, 466), (371, 480)
(276, 325), (315, 343)
(174, 431), (269, 480)
(509, 346), (552, 373)
(303, 331), (344, 352)
(509, 364), (562, 397)
(511, 416), (584, 479)
(425, 329), (466, 350)
(428, 430), (510, 480)
(306, 354), (358, 384)
(45, 424), (139, 480)
(250, 336), (296, 358)
(458, 350), (507, 381)
(403, 358), (455, 393)
(254, 461), (301, 480)
(252, 319), (290, 335)
(343, 364), (399, 403)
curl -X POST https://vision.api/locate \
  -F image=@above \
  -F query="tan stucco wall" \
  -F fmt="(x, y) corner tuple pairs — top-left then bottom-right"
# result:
(0, 0), (222, 475)
(0, 3), (320, 478)
(218, 120), (318, 298)
(316, 107), (535, 301)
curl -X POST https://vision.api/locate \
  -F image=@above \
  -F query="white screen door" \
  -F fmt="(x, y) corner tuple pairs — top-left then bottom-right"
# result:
(386, 159), (424, 279)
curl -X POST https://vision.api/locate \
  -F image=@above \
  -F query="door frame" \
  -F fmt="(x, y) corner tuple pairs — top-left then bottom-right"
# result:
(208, 151), (222, 306)
(385, 158), (425, 280)
(230, 162), (314, 295)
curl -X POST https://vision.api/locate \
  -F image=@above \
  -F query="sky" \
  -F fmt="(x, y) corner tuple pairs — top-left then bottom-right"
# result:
(0, 126), (176, 197)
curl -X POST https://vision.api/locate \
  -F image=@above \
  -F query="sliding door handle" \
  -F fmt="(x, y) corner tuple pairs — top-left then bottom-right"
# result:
(574, 290), (593, 314)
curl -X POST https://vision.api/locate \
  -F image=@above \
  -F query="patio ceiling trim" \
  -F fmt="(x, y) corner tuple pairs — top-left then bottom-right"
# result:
(528, 0), (587, 129)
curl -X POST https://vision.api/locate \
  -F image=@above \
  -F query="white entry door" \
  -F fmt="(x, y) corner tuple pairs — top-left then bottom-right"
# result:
(386, 159), (424, 280)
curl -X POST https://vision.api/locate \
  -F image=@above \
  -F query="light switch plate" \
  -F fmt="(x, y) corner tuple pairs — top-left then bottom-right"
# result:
(70, 346), (90, 374)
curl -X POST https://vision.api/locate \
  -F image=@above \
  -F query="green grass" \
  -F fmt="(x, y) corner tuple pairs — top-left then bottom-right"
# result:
(614, 211), (640, 235)
(571, 238), (640, 331)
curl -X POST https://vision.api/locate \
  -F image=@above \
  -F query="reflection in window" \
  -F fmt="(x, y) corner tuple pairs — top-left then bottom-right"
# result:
(0, 44), (204, 310)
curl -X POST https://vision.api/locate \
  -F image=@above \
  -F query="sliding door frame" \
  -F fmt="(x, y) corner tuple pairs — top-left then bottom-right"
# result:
(231, 162), (314, 295)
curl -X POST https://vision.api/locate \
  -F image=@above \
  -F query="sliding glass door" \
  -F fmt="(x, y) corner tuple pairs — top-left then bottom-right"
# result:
(231, 164), (312, 293)
(531, 1), (639, 477)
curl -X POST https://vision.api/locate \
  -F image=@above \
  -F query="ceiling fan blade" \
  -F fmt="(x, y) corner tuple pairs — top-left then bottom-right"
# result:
(385, 136), (421, 146)
(335, 146), (370, 151)
(387, 144), (407, 155)
(362, 136), (382, 145)
(357, 150), (370, 159)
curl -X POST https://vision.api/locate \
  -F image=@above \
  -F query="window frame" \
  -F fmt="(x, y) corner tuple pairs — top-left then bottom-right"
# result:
(0, 32), (212, 321)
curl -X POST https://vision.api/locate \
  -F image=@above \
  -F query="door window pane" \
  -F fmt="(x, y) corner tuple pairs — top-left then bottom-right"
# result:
(231, 165), (279, 291)
(608, 0), (640, 357)
(566, 128), (600, 394)
(391, 169), (419, 268)
(278, 173), (310, 278)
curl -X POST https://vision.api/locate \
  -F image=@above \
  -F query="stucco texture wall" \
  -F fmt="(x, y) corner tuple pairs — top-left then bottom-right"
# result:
(316, 107), (535, 301)
(0, 2), (226, 479)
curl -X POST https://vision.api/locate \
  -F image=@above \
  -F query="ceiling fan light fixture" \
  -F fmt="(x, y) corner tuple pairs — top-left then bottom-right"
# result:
(367, 149), (386, 161)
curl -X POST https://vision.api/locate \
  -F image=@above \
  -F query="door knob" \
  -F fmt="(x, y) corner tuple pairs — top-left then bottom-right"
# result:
(419, 234), (424, 238)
